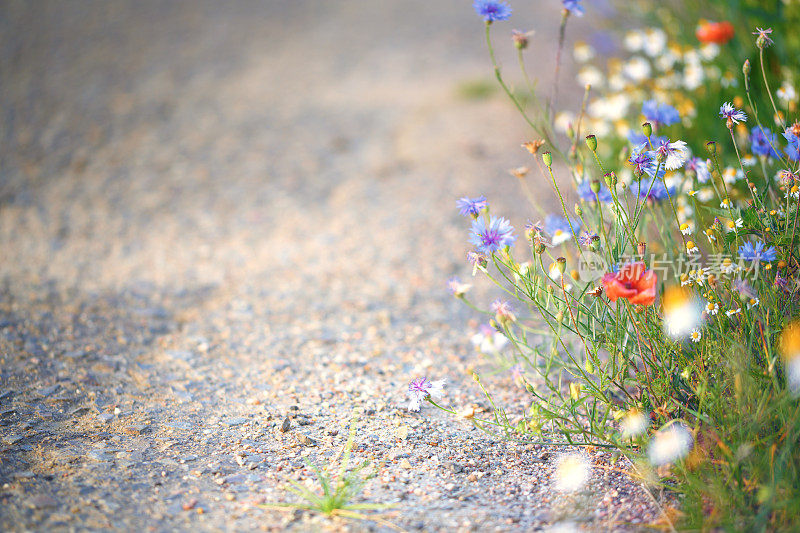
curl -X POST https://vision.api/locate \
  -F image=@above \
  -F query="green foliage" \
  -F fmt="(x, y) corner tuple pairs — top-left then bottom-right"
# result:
(264, 415), (397, 527)
(450, 3), (800, 530)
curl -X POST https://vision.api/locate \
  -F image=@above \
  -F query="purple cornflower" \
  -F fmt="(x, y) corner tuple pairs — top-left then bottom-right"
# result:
(720, 102), (747, 125)
(578, 230), (598, 247)
(686, 157), (712, 183)
(784, 127), (800, 161)
(470, 216), (516, 254)
(466, 250), (488, 275)
(777, 169), (798, 186)
(562, 0), (584, 16)
(457, 195), (488, 217)
(628, 143), (664, 178)
(774, 275), (789, 291)
(738, 240), (777, 262)
(577, 180), (613, 203)
(636, 178), (675, 202)
(407, 377), (446, 412)
(447, 277), (472, 297)
(473, 0), (512, 21)
(491, 299), (516, 322)
(753, 27), (774, 47)
(750, 126), (780, 158)
(525, 220), (551, 248)
(525, 219), (544, 235)
(654, 139), (689, 170)
(545, 214), (580, 245)
(642, 100), (680, 127)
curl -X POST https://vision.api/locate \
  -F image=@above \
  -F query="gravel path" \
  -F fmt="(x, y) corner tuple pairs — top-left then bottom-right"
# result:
(1, 2), (663, 530)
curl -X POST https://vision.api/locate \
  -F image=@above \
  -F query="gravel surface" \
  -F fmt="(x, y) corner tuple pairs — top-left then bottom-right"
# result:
(1, 2), (666, 531)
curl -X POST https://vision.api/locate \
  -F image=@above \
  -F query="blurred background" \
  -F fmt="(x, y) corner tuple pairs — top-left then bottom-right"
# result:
(0, 0), (584, 298)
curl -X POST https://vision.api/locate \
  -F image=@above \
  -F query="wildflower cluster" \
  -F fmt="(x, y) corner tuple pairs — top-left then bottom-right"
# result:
(410, 2), (800, 529)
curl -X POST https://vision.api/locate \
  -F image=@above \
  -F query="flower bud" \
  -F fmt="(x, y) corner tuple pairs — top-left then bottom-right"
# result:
(534, 241), (546, 255)
(574, 203), (583, 217)
(706, 141), (717, 154)
(542, 151), (553, 167)
(743, 59), (751, 76)
(589, 235), (601, 251)
(569, 382), (581, 400)
(642, 122), (652, 138)
(590, 179), (601, 194)
(637, 241), (647, 256)
(756, 33), (768, 50)
(512, 30), (530, 50)
(604, 172), (616, 187)
(585, 134), (597, 151)
(556, 257), (567, 274)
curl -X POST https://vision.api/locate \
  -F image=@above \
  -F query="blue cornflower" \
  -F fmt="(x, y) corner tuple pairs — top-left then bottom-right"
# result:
(628, 143), (665, 178)
(545, 214), (580, 245)
(738, 240), (777, 262)
(750, 126), (780, 158)
(473, 0), (512, 21)
(627, 132), (667, 147)
(470, 216), (515, 253)
(578, 230), (598, 247)
(642, 100), (680, 127)
(783, 128), (800, 161)
(562, 0), (584, 16)
(457, 195), (488, 217)
(720, 102), (747, 125)
(636, 178), (675, 202)
(577, 180), (613, 203)
(686, 157), (711, 183)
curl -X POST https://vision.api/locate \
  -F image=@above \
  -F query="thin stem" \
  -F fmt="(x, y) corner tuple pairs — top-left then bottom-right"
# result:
(759, 47), (785, 130)
(548, 10), (569, 120)
(484, 23), (566, 162)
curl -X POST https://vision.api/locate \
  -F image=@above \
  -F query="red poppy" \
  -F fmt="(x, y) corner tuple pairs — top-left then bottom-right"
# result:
(602, 262), (657, 306)
(696, 21), (735, 44)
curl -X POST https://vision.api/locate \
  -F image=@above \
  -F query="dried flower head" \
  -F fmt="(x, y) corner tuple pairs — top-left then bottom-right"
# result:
(508, 166), (530, 179)
(521, 140), (546, 154)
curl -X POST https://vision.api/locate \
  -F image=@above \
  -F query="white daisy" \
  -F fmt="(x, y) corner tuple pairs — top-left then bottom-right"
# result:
(553, 454), (591, 492)
(777, 82), (797, 104)
(648, 423), (693, 466)
(573, 41), (595, 62)
(621, 409), (649, 438)
(623, 56), (651, 82)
